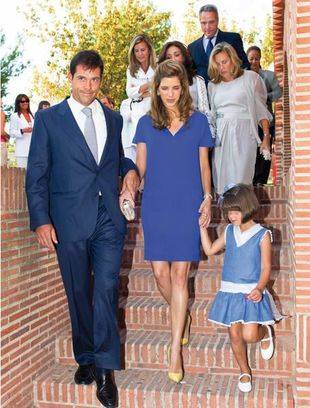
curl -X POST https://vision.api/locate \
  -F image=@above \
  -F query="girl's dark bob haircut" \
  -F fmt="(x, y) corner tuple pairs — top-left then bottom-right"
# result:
(221, 184), (259, 223)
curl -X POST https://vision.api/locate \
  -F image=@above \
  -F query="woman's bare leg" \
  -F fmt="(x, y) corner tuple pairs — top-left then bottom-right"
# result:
(151, 261), (171, 304)
(169, 261), (190, 373)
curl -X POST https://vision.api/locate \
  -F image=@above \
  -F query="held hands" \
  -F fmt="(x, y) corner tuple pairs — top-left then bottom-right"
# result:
(198, 197), (212, 228)
(246, 287), (263, 303)
(35, 224), (58, 251)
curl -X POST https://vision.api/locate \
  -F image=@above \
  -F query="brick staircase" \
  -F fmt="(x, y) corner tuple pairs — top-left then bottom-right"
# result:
(33, 186), (295, 407)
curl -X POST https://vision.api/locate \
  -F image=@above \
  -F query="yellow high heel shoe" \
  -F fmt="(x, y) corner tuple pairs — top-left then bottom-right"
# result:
(167, 346), (184, 383)
(181, 313), (192, 346)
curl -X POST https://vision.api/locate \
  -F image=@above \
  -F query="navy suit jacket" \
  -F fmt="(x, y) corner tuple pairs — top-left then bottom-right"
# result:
(26, 99), (137, 242)
(188, 29), (250, 85)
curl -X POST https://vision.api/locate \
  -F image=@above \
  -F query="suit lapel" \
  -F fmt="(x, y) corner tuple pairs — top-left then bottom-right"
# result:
(215, 29), (223, 45)
(57, 99), (97, 168)
(98, 102), (113, 167)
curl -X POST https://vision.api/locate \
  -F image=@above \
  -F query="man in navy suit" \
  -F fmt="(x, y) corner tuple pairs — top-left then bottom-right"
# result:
(26, 50), (139, 408)
(188, 4), (250, 85)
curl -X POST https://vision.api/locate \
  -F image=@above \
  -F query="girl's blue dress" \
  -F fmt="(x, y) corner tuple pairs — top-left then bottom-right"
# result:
(208, 223), (282, 326)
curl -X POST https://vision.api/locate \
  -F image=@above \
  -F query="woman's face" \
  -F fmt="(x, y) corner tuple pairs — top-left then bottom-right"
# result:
(248, 50), (261, 72)
(165, 46), (184, 64)
(214, 51), (234, 80)
(158, 76), (182, 111)
(134, 41), (150, 66)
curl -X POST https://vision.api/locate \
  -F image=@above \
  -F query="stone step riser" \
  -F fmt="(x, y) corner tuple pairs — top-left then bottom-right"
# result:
(121, 244), (292, 270)
(119, 269), (293, 300)
(34, 366), (294, 408)
(125, 221), (289, 245)
(55, 332), (293, 377)
(118, 298), (293, 335)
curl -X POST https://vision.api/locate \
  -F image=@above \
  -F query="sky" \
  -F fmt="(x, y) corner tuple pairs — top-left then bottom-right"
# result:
(2, 0), (272, 107)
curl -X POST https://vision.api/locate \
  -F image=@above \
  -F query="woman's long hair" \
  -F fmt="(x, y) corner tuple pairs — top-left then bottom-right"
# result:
(128, 33), (157, 77)
(14, 94), (33, 118)
(158, 41), (196, 85)
(208, 42), (244, 84)
(150, 60), (193, 130)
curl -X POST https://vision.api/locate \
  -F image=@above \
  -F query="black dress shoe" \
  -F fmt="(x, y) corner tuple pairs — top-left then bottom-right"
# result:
(74, 364), (95, 385)
(95, 371), (118, 408)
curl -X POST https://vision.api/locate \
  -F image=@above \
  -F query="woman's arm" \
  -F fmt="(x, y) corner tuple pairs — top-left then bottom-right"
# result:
(9, 113), (23, 139)
(200, 227), (225, 256)
(126, 68), (143, 99)
(199, 146), (212, 227)
(135, 142), (147, 181)
(259, 118), (271, 151)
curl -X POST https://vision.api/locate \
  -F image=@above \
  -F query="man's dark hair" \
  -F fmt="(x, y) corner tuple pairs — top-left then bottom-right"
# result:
(70, 50), (104, 77)
(199, 4), (219, 19)
(246, 45), (262, 57)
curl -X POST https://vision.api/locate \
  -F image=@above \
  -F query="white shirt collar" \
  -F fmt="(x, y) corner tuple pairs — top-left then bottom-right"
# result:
(233, 223), (263, 247)
(68, 95), (103, 116)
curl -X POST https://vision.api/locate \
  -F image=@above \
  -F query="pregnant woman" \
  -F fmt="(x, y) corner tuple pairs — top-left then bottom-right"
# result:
(133, 60), (214, 382)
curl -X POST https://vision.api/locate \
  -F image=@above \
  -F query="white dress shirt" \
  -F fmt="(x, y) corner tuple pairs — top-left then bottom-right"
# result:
(67, 96), (107, 163)
(203, 30), (218, 52)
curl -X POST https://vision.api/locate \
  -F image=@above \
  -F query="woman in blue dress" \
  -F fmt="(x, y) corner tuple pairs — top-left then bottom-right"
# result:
(200, 184), (282, 393)
(133, 60), (214, 382)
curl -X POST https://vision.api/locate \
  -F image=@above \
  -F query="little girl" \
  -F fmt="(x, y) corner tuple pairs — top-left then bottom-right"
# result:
(200, 184), (282, 393)
(121, 34), (156, 161)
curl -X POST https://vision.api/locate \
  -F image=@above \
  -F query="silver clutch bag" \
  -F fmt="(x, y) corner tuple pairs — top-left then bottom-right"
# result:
(121, 199), (135, 221)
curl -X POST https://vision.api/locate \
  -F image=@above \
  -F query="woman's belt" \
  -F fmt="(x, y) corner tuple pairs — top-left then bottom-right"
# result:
(216, 112), (251, 120)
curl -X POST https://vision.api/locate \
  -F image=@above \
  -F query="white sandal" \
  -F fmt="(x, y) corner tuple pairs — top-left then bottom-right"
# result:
(238, 373), (252, 392)
(260, 325), (274, 360)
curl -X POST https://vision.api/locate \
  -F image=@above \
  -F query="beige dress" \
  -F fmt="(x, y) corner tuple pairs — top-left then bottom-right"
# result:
(208, 71), (272, 194)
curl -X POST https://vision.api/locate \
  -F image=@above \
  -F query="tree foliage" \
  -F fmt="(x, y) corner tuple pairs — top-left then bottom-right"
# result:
(0, 32), (27, 98)
(24, 0), (171, 106)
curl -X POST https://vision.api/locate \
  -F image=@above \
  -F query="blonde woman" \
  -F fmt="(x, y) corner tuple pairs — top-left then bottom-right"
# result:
(132, 60), (214, 382)
(122, 34), (157, 161)
(208, 42), (272, 194)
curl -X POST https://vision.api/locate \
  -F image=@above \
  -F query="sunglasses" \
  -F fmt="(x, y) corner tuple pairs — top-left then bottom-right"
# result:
(20, 100), (29, 103)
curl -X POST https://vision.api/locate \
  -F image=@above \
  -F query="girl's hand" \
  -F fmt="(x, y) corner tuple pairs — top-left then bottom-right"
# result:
(246, 288), (263, 303)
(199, 198), (211, 228)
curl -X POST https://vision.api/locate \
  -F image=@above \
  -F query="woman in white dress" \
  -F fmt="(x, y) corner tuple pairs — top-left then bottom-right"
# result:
(122, 34), (157, 161)
(207, 43), (272, 194)
(158, 41), (214, 135)
(9, 94), (34, 168)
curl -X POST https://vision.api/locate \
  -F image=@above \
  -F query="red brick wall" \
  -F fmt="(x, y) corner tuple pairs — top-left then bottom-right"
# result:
(273, 0), (310, 405)
(1, 167), (70, 407)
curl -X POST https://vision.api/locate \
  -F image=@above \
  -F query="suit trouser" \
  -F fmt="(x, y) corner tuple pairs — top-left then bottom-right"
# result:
(56, 198), (125, 370)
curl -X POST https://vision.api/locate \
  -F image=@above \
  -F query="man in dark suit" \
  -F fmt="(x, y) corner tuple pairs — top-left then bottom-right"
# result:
(188, 4), (250, 85)
(26, 50), (139, 408)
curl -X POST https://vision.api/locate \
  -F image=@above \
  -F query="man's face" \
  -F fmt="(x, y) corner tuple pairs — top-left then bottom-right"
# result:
(199, 11), (218, 38)
(69, 64), (102, 106)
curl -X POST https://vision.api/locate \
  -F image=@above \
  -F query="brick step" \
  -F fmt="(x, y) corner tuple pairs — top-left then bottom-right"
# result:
(118, 296), (293, 335)
(34, 364), (294, 408)
(126, 220), (289, 245)
(119, 268), (293, 300)
(56, 330), (294, 378)
(121, 243), (291, 270)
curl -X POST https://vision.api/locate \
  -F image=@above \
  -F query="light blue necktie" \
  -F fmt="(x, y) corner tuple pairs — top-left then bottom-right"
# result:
(82, 107), (98, 163)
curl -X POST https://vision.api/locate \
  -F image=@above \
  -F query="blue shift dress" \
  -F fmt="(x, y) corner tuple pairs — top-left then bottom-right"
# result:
(208, 223), (282, 326)
(133, 111), (214, 261)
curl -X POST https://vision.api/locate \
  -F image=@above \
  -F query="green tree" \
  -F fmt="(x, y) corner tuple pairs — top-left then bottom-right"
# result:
(0, 32), (27, 98)
(183, 1), (201, 45)
(24, 0), (171, 106)
(260, 14), (273, 69)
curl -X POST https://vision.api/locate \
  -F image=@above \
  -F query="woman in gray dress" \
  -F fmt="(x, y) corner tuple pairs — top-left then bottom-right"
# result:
(208, 43), (272, 194)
